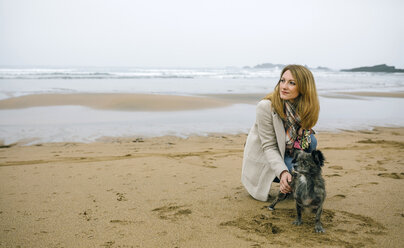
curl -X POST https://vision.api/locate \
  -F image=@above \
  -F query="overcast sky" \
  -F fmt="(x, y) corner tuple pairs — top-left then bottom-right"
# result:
(1, 0), (403, 69)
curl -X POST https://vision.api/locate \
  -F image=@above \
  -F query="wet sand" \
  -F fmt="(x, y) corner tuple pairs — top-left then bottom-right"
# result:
(320, 91), (404, 100)
(337, 91), (404, 98)
(0, 127), (403, 247)
(1, 91), (402, 113)
(0, 93), (232, 111)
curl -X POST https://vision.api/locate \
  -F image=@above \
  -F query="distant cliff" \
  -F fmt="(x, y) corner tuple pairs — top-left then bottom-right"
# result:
(341, 64), (404, 73)
(248, 63), (286, 69)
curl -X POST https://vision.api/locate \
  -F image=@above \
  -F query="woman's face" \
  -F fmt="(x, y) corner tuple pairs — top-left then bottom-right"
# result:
(279, 70), (299, 101)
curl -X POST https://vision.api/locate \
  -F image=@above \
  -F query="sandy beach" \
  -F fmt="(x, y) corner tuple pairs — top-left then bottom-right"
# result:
(2, 0), (404, 246)
(0, 126), (403, 247)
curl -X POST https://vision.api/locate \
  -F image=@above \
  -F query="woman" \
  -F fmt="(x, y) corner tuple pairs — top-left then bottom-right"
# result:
(241, 64), (320, 201)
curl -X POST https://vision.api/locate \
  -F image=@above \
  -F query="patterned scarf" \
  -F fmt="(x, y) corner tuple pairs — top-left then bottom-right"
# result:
(284, 100), (301, 155)
(284, 100), (312, 156)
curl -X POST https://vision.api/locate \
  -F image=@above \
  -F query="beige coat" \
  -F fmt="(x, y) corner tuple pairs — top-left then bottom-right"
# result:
(241, 99), (288, 201)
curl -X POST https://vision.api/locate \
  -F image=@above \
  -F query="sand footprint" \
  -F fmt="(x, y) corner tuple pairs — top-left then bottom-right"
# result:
(202, 161), (217, 168)
(79, 209), (93, 221)
(100, 241), (115, 248)
(220, 214), (281, 234)
(377, 172), (404, 179)
(152, 204), (192, 221)
(328, 165), (343, 170)
(324, 173), (341, 177)
(109, 219), (142, 225)
(354, 182), (379, 188)
(331, 194), (346, 200)
(116, 192), (127, 201)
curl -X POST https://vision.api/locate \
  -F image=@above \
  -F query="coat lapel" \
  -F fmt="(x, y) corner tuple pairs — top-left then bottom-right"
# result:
(272, 111), (285, 159)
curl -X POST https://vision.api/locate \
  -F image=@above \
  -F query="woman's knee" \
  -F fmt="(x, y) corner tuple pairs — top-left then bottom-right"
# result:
(309, 134), (317, 151)
(284, 155), (294, 172)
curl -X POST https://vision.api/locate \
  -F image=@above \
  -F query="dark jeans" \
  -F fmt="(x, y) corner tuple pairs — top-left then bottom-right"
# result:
(273, 134), (317, 183)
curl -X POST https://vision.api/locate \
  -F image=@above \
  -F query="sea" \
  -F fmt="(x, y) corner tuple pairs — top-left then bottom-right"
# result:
(0, 67), (403, 145)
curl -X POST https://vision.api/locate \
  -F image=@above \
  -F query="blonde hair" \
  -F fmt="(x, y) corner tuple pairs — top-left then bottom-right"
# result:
(264, 64), (320, 129)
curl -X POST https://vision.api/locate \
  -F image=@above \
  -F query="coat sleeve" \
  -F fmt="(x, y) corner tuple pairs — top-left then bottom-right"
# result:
(256, 100), (288, 178)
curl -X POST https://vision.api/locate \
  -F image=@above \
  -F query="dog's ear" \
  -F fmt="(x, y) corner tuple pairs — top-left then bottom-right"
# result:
(311, 150), (325, 167)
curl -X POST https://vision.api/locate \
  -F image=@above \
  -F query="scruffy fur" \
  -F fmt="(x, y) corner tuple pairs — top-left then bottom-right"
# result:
(268, 150), (326, 233)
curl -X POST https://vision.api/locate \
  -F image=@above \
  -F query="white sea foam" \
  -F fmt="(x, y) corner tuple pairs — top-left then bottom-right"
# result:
(0, 68), (403, 97)
(0, 67), (282, 79)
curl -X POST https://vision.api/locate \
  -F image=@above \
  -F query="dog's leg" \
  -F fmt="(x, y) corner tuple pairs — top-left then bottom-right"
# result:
(314, 205), (325, 233)
(268, 192), (288, 210)
(292, 203), (303, 226)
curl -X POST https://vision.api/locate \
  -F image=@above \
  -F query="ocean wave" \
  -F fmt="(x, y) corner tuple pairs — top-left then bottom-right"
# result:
(0, 67), (284, 79)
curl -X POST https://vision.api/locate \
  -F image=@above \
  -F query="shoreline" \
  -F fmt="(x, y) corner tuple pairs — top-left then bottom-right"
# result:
(2, 124), (404, 148)
(0, 91), (403, 111)
(0, 127), (403, 247)
(338, 91), (404, 98)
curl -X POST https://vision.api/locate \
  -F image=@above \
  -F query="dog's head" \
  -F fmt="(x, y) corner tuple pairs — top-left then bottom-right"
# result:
(292, 150), (325, 174)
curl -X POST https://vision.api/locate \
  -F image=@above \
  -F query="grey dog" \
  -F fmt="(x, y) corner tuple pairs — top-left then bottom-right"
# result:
(268, 150), (326, 233)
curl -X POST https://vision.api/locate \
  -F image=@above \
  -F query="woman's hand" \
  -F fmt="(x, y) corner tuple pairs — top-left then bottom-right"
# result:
(280, 170), (292, 193)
